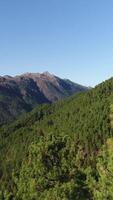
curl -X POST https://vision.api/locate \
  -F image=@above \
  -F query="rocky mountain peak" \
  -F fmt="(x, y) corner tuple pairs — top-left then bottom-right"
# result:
(0, 71), (88, 124)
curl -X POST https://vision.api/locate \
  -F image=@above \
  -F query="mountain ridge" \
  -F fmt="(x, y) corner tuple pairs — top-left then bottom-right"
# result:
(0, 72), (88, 125)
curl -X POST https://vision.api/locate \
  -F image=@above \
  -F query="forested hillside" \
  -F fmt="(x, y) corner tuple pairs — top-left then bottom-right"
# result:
(0, 78), (113, 199)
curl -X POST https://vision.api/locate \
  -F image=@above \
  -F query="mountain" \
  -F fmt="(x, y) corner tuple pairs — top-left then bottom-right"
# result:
(0, 72), (88, 125)
(0, 77), (113, 199)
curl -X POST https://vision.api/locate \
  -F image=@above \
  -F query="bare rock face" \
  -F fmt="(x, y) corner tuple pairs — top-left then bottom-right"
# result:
(0, 72), (88, 125)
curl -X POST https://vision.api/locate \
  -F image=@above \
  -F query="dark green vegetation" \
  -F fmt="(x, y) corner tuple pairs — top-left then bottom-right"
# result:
(0, 77), (113, 199)
(0, 72), (87, 125)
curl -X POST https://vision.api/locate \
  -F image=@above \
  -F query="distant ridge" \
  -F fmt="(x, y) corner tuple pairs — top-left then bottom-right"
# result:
(0, 72), (88, 124)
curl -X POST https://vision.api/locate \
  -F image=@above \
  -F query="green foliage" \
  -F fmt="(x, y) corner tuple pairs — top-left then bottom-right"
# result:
(14, 133), (91, 200)
(90, 138), (113, 200)
(1, 77), (113, 198)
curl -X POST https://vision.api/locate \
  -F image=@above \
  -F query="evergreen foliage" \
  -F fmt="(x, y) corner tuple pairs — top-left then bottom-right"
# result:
(1, 77), (113, 199)
(91, 138), (113, 200)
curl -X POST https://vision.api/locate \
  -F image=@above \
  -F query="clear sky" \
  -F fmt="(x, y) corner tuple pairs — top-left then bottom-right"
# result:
(0, 0), (113, 86)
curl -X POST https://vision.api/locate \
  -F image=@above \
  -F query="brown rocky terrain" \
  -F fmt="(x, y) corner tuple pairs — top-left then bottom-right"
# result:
(0, 71), (88, 125)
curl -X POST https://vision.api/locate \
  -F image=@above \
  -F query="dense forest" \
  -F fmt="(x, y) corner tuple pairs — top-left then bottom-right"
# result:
(1, 77), (113, 199)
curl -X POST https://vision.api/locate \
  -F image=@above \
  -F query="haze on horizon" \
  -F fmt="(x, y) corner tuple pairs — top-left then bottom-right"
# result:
(0, 0), (113, 87)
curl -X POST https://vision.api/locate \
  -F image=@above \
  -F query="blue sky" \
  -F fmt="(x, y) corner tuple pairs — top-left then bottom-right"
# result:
(0, 0), (113, 86)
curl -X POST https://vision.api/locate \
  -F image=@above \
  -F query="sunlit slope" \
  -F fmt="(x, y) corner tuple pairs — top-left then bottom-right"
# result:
(0, 72), (88, 125)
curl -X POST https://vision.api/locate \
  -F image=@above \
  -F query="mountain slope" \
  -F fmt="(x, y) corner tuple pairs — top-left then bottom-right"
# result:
(0, 77), (113, 199)
(0, 72), (88, 125)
